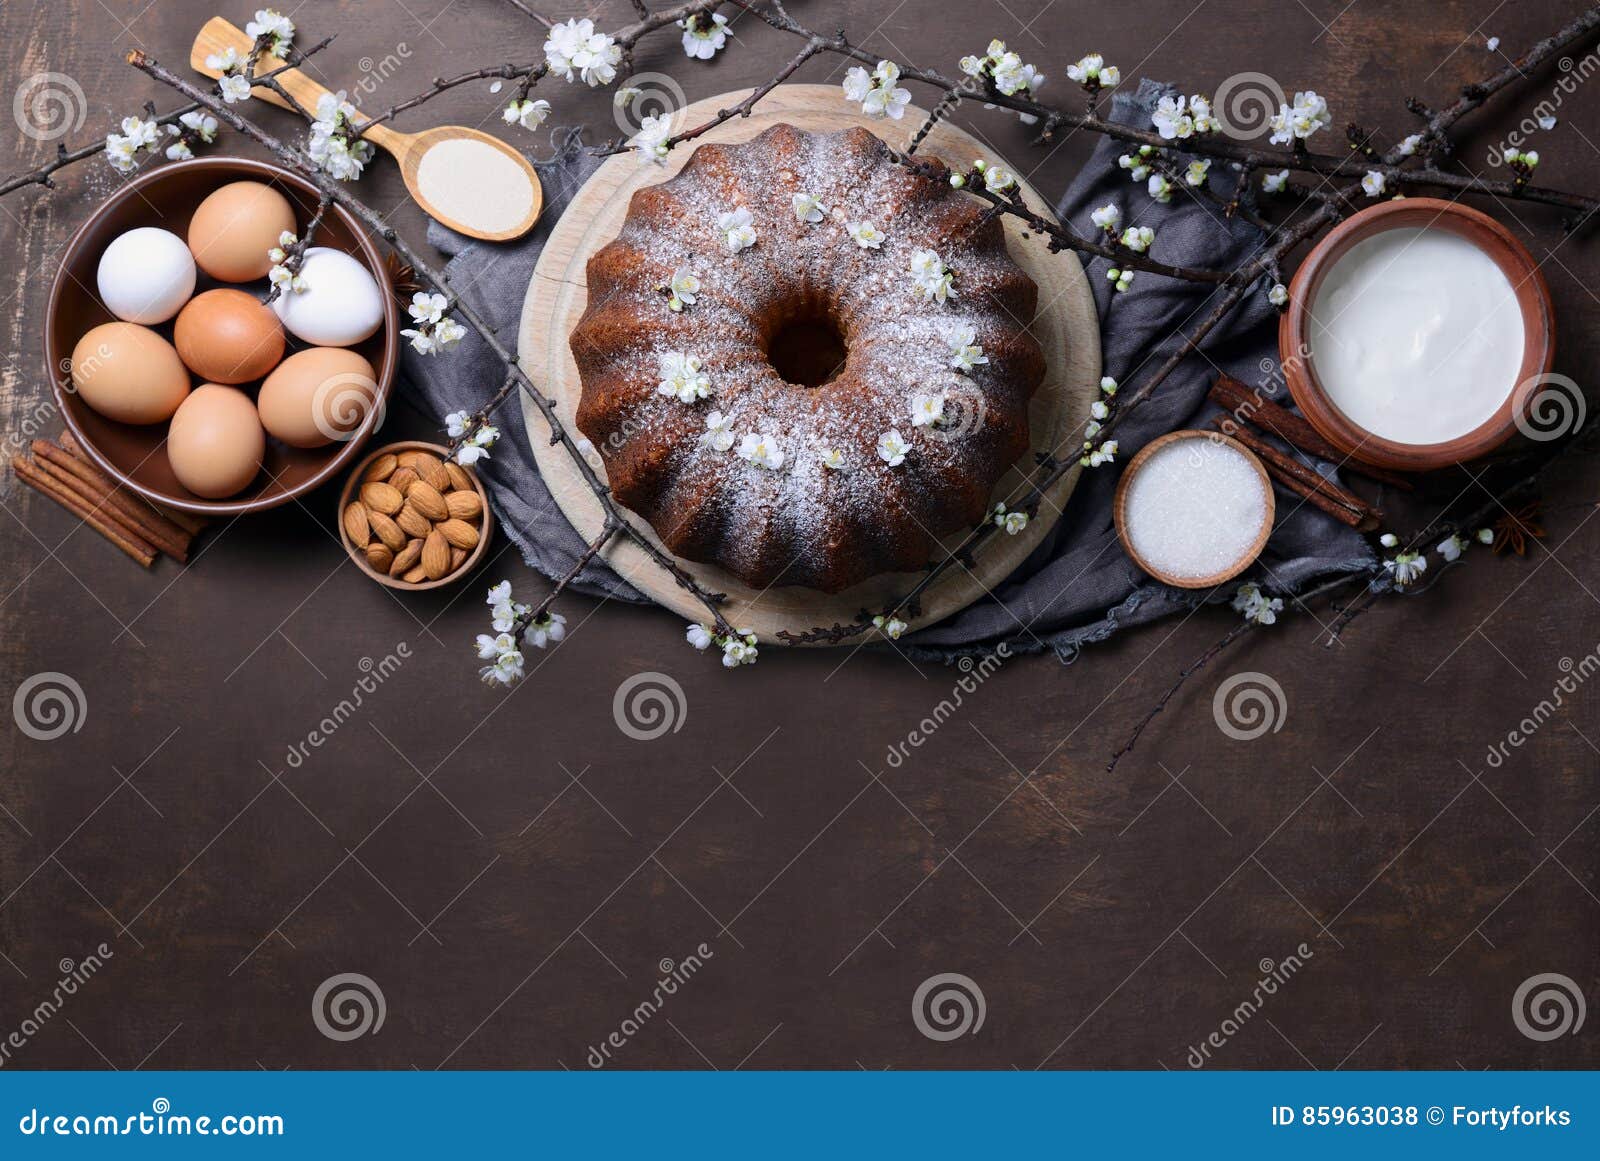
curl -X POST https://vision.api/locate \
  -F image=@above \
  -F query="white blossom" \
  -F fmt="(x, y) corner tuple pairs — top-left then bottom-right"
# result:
(1379, 533), (1399, 548)
(1185, 159), (1211, 187)
(876, 429), (909, 467)
(717, 205), (757, 252)
(847, 220), (885, 249)
(1269, 90), (1332, 144)
(480, 650), (525, 686)
(909, 249), (955, 303)
(524, 612), (566, 649)
(544, 17), (622, 86)
(1101, 376), (1118, 395)
(1385, 551), (1428, 586)
(941, 322), (988, 372)
(1152, 94), (1195, 140)
(657, 350), (713, 403)
(630, 112), (673, 165)
(872, 614), (909, 639)
(1147, 173), (1173, 203)
(455, 443), (489, 466)
(446, 411), (472, 439)
(1231, 582), (1283, 625)
(910, 392), (946, 428)
(662, 267), (700, 311)
(721, 636), (758, 668)
(686, 623), (714, 650)
(503, 98), (552, 132)
(843, 61), (911, 120)
(1090, 401), (1109, 420)
(1476, 528), (1495, 545)
(1361, 170), (1386, 197)
(792, 191), (827, 223)
(1486, 35), (1501, 52)
(1106, 267), (1134, 292)
(1065, 53), (1118, 90)
(1437, 534), (1466, 563)
(219, 72), (252, 104)
(983, 165), (1016, 194)
(992, 503), (1029, 535)
(245, 8), (295, 56)
(476, 632), (517, 660)
(1268, 282), (1288, 307)
(1090, 203), (1122, 232)
(1262, 168), (1289, 193)
(699, 409), (736, 452)
(679, 11), (731, 60)
(737, 432), (784, 470)
(819, 447), (846, 470)
(1396, 134), (1423, 157)
(308, 91), (375, 180)
(1119, 225), (1154, 252)
(408, 292), (448, 325)
(1118, 148), (1154, 182)
(1537, 114), (1558, 131)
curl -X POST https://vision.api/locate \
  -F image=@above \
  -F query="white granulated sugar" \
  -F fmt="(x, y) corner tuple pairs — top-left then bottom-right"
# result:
(1123, 437), (1269, 579)
(414, 137), (534, 234)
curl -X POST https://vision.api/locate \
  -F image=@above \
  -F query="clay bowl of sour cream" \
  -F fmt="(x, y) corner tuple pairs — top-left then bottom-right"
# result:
(1281, 199), (1554, 472)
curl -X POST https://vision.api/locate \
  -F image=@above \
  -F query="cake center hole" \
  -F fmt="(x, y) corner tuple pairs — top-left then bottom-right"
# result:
(768, 312), (848, 389)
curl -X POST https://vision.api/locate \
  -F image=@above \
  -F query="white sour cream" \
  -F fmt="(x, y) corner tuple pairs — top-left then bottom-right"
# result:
(1307, 226), (1524, 445)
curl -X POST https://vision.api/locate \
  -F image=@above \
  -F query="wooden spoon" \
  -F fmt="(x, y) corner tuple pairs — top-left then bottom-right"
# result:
(190, 17), (542, 241)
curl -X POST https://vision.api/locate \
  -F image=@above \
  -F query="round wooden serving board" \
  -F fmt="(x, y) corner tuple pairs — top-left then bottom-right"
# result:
(518, 84), (1101, 644)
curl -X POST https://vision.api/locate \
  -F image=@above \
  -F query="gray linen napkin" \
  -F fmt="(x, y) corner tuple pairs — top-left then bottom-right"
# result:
(401, 92), (1376, 659)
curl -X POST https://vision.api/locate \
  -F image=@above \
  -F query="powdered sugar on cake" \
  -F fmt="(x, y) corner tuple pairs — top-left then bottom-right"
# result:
(570, 124), (1045, 590)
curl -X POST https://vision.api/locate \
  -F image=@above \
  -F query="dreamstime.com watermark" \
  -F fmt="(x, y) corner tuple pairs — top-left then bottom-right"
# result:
(1488, 46), (1600, 166)
(1483, 645), (1600, 768)
(1512, 972), (1586, 1042)
(0, 944), (113, 1068)
(586, 944), (713, 1067)
(1186, 944), (1313, 1067)
(884, 646), (1011, 768)
(283, 645), (410, 768)
(16, 1099), (282, 1138)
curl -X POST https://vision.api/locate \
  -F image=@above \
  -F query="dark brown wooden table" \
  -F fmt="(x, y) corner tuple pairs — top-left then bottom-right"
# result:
(2, 0), (1596, 1069)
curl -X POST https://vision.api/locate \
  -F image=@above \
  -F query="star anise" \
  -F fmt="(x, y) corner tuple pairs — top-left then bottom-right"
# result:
(384, 251), (423, 298)
(1492, 501), (1545, 555)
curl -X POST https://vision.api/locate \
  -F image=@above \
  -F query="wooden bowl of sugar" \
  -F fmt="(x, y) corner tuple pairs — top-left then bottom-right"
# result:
(1114, 430), (1275, 589)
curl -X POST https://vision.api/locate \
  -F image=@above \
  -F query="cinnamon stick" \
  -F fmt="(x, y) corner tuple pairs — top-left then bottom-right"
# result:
(31, 441), (189, 561)
(13, 458), (156, 566)
(1213, 420), (1380, 531)
(1210, 375), (1414, 492)
(56, 429), (206, 536)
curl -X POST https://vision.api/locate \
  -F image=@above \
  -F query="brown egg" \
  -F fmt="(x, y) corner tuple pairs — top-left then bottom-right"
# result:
(166, 384), (265, 499)
(70, 322), (190, 425)
(173, 289), (285, 385)
(257, 348), (379, 448)
(187, 181), (298, 282)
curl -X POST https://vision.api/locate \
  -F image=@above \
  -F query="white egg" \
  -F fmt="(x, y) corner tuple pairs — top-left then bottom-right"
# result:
(270, 246), (384, 346)
(96, 227), (197, 325)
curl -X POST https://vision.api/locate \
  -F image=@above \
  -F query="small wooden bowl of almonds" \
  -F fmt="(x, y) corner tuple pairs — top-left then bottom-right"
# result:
(337, 441), (492, 589)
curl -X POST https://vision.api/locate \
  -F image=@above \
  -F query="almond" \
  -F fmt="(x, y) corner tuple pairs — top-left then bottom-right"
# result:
(368, 510), (405, 551)
(403, 564), (429, 584)
(388, 465), (419, 495)
(422, 461), (450, 492)
(363, 453), (397, 482)
(389, 538), (423, 577)
(365, 542), (394, 573)
(408, 480), (449, 522)
(360, 481), (404, 515)
(342, 502), (371, 548)
(395, 502), (432, 539)
(422, 529), (450, 580)
(444, 489), (482, 521)
(449, 546), (467, 570)
(437, 518), (479, 550)
(444, 461), (473, 492)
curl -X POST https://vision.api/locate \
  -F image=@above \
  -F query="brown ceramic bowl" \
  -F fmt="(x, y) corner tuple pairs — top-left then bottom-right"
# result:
(45, 157), (399, 514)
(1280, 198), (1555, 472)
(1113, 430), (1276, 589)
(337, 441), (493, 591)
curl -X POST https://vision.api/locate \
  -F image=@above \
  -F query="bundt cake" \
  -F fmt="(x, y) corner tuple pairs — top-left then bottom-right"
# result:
(571, 123), (1047, 593)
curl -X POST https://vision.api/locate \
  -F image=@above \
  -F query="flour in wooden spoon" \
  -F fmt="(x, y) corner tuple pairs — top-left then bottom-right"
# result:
(414, 137), (534, 234)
